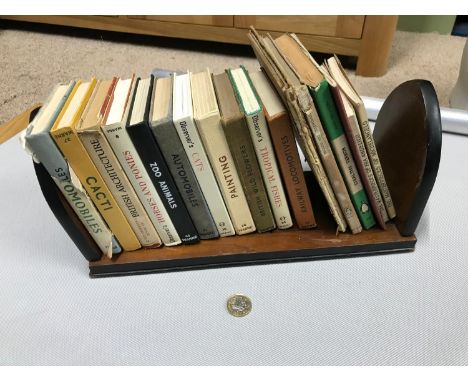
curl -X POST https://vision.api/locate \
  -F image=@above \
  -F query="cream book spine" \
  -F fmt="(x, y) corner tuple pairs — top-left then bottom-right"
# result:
(173, 73), (235, 237)
(79, 130), (162, 247)
(191, 71), (256, 235)
(228, 67), (293, 229)
(102, 116), (182, 247)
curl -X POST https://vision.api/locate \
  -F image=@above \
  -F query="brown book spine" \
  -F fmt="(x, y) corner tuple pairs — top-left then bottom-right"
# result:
(266, 112), (316, 229)
(332, 87), (387, 229)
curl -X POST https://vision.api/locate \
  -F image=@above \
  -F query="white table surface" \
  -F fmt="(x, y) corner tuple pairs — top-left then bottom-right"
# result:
(0, 129), (467, 366)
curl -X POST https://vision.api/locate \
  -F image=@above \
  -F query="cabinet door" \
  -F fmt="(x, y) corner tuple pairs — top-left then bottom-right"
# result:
(234, 16), (364, 39)
(129, 16), (233, 27)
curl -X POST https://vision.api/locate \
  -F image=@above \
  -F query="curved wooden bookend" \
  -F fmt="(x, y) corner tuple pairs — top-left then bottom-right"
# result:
(17, 80), (441, 277)
(0, 103), (42, 145)
(373, 80), (442, 236)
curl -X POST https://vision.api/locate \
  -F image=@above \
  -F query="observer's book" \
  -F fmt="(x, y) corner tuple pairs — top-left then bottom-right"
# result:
(126, 76), (199, 244)
(249, 70), (317, 229)
(227, 66), (293, 229)
(149, 75), (219, 240)
(212, 71), (276, 233)
(23, 81), (120, 258)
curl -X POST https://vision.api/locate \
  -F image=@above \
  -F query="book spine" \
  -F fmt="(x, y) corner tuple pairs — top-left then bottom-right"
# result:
(34, 161), (105, 262)
(312, 81), (377, 230)
(125, 122), (199, 244)
(296, 85), (362, 234)
(222, 117), (276, 232)
(51, 126), (141, 251)
(266, 113), (317, 229)
(173, 115), (235, 237)
(150, 120), (219, 239)
(101, 123), (182, 246)
(355, 104), (397, 219)
(244, 111), (293, 229)
(79, 131), (162, 247)
(195, 114), (256, 235)
(333, 88), (389, 230)
(26, 132), (121, 257)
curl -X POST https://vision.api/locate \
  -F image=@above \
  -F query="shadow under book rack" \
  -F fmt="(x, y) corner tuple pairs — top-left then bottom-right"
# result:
(16, 79), (442, 277)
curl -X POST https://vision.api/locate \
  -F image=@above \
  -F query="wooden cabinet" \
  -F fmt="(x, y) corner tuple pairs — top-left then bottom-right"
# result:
(0, 15), (398, 76)
(129, 16), (233, 27)
(235, 16), (365, 39)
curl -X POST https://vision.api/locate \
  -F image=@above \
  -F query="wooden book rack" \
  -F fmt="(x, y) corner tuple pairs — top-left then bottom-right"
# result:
(3, 79), (442, 277)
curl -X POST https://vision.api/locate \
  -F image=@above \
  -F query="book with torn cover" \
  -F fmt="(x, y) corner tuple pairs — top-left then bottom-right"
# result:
(247, 28), (351, 233)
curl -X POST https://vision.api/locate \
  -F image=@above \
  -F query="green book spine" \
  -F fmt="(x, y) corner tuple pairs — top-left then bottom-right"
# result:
(311, 80), (375, 229)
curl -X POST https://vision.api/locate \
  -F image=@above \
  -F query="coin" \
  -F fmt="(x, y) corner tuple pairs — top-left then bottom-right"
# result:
(227, 294), (252, 317)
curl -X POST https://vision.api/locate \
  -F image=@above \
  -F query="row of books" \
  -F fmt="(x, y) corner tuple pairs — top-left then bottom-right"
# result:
(23, 29), (396, 260)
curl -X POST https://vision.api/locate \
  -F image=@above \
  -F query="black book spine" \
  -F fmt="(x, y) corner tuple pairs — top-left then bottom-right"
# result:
(127, 78), (199, 244)
(151, 119), (219, 239)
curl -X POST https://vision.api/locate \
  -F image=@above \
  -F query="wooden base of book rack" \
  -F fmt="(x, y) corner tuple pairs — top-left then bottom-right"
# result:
(89, 223), (415, 277)
(1, 79), (439, 278)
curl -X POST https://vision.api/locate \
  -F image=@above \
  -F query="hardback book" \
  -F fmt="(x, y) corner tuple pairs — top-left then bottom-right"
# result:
(212, 72), (276, 233)
(227, 66), (293, 229)
(23, 81), (120, 258)
(76, 79), (162, 248)
(126, 76), (199, 244)
(149, 76), (219, 240)
(100, 76), (181, 246)
(274, 33), (386, 228)
(172, 72), (235, 237)
(191, 69), (256, 235)
(325, 55), (396, 220)
(50, 79), (141, 252)
(247, 28), (349, 233)
(249, 69), (317, 229)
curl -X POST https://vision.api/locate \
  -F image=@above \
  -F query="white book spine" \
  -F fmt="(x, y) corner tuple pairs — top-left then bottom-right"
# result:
(173, 115), (235, 237)
(195, 114), (256, 235)
(101, 124), (181, 246)
(245, 111), (293, 229)
(79, 132), (162, 247)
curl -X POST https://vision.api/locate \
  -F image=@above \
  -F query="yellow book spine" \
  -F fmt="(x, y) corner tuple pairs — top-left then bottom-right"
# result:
(51, 82), (141, 252)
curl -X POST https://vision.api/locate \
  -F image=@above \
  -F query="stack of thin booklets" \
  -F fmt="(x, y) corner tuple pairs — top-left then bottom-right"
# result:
(23, 28), (396, 261)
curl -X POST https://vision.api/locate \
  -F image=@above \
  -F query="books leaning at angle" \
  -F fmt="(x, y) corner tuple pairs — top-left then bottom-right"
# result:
(23, 32), (397, 261)
(23, 82), (120, 259)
